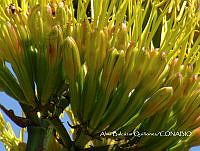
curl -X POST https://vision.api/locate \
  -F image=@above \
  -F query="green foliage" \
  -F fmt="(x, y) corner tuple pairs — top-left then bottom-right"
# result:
(0, 0), (199, 151)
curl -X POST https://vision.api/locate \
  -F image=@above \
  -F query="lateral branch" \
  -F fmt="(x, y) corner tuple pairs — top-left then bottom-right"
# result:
(0, 104), (33, 128)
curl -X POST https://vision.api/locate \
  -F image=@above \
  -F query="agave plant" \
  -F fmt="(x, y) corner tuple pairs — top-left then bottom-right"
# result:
(0, 0), (200, 151)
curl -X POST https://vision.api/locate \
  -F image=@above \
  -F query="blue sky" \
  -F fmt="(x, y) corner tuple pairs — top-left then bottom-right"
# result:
(0, 91), (71, 151)
(0, 65), (199, 150)
(0, 92), (27, 150)
(0, 92), (200, 151)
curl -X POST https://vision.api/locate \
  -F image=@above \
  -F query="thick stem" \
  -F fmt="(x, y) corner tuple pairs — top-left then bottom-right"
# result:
(26, 125), (48, 151)
(20, 104), (51, 151)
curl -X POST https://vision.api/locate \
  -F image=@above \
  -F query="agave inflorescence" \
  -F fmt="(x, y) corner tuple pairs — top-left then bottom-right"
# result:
(0, 111), (26, 151)
(0, 0), (200, 151)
